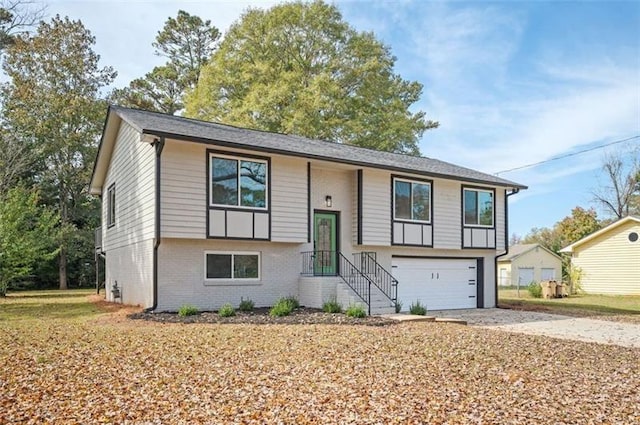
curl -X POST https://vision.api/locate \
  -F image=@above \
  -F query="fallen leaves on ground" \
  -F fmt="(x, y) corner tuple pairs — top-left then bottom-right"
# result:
(0, 308), (638, 424)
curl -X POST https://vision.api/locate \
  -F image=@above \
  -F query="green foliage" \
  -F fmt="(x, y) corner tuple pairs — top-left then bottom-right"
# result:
(178, 304), (199, 317)
(283, 296), (300, 309)
(218, 303), (236, 317)
(186, 0), (437, 154)
(568, 265), (584, 295)
(345, 304), (366, 318)
(112, 10), (220, 114)
(409, 300), (427, 316)
(269, 297), (296, 317)
(322, 297), (342, 313)
(0, 187), (59, 296)
(238, 297), (254, 312)
(395, 300), (403, 314)
(527, 283), (542, 299)
(1, 15), (115, 290)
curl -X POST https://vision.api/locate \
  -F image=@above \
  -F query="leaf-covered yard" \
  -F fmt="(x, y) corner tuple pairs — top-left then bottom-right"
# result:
(1, 291), (638, 424)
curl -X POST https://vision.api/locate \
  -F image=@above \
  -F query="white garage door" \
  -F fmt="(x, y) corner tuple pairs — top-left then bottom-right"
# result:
(392, 258), (478, 311)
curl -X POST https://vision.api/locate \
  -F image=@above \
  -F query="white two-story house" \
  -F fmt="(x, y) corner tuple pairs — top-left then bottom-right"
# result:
(90, 106), (526, 314)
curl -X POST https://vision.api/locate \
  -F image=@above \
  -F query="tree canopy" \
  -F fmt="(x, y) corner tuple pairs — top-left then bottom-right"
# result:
(186, 0), (437, 155)
(111, 10), (219, 114)
(2, 15), (115, 290)
(592, 150), (640, 219)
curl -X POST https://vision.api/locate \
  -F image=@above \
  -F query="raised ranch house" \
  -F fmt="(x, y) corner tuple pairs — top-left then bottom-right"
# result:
(90, 106), (526, 314)
(497, 244), (562, 287)
(561, 216), (640, 295)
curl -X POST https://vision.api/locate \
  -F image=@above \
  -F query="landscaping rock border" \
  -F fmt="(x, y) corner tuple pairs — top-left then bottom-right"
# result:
(129, 307), (398, 326)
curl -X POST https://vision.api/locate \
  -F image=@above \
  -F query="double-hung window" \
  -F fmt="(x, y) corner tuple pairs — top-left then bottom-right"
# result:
(210, 154), (267, 209)
(393, 178), (431, 222)
(205, 252), (260, 280)
(107, 184), (116, 228)
(463, 188), (494, 227)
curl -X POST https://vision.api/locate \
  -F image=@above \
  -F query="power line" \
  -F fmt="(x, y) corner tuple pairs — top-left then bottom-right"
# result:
(494, 135), (640, 175)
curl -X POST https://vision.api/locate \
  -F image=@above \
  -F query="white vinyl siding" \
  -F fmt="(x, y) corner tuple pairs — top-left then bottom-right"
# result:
(432, 179), (461, 249)
(271, 156), (307, 242)
(495, 189), (506, 251)
(360, 169), (391, 246)
(102, 122), (155, 251)
(571, 221), (640, 295)
(161, 139), (207, 238)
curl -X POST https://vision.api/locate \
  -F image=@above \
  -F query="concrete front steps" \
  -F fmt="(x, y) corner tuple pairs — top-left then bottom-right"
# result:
(336, 281), (396, 315)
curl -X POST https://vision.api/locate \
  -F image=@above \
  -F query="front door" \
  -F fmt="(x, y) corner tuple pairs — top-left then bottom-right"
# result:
(314, 212), (338, 275)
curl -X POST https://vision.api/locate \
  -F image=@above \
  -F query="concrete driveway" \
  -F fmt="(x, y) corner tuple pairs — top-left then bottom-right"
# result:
(429, 308), (640, 349)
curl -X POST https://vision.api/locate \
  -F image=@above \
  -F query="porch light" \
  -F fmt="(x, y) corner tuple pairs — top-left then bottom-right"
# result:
(325, 195), (332, 208)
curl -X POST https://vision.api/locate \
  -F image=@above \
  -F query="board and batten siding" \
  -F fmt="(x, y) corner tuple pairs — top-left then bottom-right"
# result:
(360, 168), (391, 246)
(271, 156), (307, 242)
(495, 189), (506, 251)
(102, 121), (155, 251)
(161, 139), (207, 239)
(572, 221), (640, 295)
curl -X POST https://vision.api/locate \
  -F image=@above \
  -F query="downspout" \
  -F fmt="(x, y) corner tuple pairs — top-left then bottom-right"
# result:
(494, 188), (519, 308)
(145, 136), (165, 312)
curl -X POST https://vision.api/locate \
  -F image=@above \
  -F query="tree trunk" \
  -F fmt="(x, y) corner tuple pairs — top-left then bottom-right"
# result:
(59, 245), (68, 290)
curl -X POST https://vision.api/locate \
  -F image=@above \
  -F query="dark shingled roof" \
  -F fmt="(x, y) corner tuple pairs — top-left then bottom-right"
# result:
(112, 105), (527, 189)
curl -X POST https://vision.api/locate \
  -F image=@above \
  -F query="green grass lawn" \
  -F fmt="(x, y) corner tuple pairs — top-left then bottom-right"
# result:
(499, 287), (640, 316)
(0, 288), (102, 321)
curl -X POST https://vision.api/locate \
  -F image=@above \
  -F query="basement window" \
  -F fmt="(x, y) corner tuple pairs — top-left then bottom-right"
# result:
(205, 252), (260, 280)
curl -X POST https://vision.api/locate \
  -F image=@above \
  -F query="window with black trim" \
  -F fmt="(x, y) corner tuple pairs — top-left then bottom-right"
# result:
(463, 188), (493, 227)
(393, 178), (431, 222)
(107, 184), (116, 228)
(210, 153), (267, 209)
(205, 251), (260, 280)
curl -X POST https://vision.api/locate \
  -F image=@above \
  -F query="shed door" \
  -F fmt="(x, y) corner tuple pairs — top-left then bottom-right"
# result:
(392, 258), (478, 311)
(541, 268), (556, 280)
(518, 267), (535, 285)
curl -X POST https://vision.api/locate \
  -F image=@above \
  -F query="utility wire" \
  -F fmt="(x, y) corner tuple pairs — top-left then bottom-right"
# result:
(494, 135), (640, 175)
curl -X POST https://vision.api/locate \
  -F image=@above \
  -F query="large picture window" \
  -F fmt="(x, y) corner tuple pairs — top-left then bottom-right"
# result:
(210, 154), (267, 209)
(393, 178), (431, 222)
(205, 252), (260, 280)
(463, 188), (494, 227)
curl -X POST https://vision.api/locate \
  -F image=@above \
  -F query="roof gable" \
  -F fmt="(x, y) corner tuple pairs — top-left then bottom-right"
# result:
(560, 216), (640, 253)
(500, 243), (561, 262)
(90, 105), (527, 194)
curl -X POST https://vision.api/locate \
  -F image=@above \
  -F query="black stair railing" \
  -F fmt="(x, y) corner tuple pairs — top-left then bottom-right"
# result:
(301, 251), (372, 315)
(353, 251), (398, 307)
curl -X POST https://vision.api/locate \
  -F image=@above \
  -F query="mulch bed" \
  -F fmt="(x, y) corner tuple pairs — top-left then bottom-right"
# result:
(129, 307), (397, 326)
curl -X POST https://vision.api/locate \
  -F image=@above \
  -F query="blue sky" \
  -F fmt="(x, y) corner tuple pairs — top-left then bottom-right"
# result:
(48, 0), (640, 237)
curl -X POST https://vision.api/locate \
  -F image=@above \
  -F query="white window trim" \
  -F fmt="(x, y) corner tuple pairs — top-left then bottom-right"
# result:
(393, 177), (432, 224)
(107, 184), (116, 228)
(204, 251), (261, 282)
(209, 152), (268, 210)
(463, 188), (494, 228)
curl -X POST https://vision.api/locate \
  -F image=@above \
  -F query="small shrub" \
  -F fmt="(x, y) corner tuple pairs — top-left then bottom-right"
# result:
(527, 282), (542, 298)
(283, 295), (300, 309)
(178, 304), (199, 317)
(409, 300), (427, 316)
(270, 297), (295, 317)
(345, 304), (366, 318)
(395, 300), (403, 313)
(218, 303), (236, 317)
(238, 297), (254, 312)
(322, 297), (342, 313)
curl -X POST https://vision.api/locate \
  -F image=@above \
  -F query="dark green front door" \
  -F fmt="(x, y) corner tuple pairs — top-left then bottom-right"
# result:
(314, 212), (337, 275)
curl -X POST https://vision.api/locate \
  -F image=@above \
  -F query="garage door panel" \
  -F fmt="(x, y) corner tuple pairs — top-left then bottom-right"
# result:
(392, 258), (478, 311)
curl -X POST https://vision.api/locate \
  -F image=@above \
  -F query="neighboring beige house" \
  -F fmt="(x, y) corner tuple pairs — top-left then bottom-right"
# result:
(560, 216), (640, 295)
(498, 244), (562, 286)
(90, 106), (526, 314)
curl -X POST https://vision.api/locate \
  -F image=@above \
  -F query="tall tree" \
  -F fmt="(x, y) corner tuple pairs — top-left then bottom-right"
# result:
(112, 10), (219, 114)
(186, 0), (437, 155)
(592, 150), (640, 219)
(0, 187), (58, 296)
(0, 0), (45, 51)
(2, 15), (116, 290)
